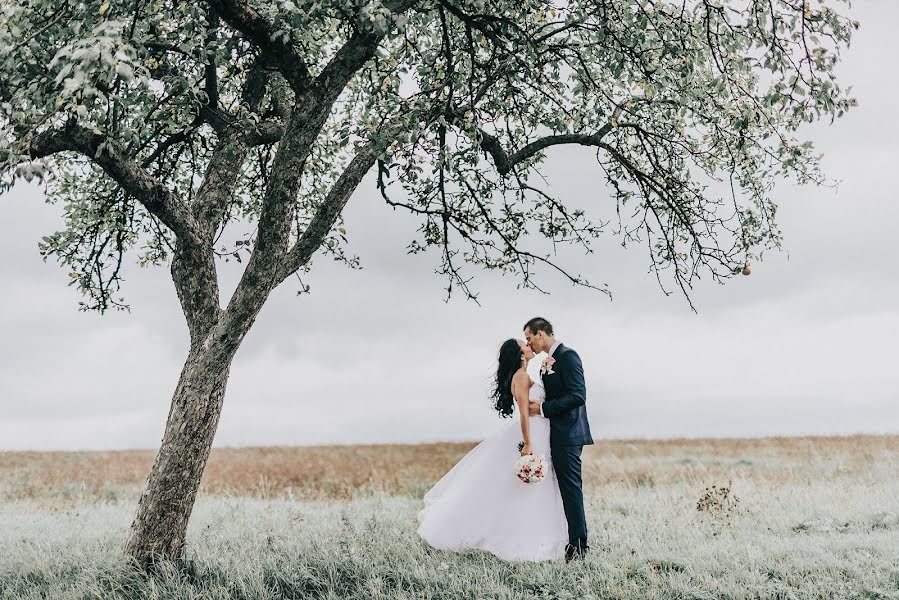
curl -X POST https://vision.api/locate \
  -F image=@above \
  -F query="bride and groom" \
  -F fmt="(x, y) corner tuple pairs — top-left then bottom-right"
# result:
(417, 317), (593, 563)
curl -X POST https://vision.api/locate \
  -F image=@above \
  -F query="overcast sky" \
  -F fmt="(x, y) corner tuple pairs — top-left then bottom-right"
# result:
(2, 1), (897, 451)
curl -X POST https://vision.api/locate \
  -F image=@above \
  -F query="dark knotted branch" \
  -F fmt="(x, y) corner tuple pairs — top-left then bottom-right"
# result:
(446, 101), (629, 176)
(215, 59), (289, 145)
(266, 74), (294, 121)
(140, 120), (202, 168)
(205, 0), (312, 91)
(244, 120), (286, 145)
(480, 127), (613, 176)
(204, 13), (221, 111)
(29, 120), (204, 248)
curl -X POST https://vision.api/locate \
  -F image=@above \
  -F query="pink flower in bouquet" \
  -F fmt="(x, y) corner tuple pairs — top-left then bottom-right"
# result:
(514, 454), (547, 484)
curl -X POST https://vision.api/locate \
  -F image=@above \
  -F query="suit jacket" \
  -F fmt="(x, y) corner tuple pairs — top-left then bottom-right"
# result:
(540, 344), (594, 447)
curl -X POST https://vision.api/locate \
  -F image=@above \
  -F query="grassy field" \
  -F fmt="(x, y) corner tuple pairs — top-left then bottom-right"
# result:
(1, 435), (898, 599)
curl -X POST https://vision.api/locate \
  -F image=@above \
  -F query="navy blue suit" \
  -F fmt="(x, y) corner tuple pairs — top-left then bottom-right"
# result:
(540, 343), (593, 553)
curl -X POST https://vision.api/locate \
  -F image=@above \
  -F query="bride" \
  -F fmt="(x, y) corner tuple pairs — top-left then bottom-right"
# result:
(416, 338), (568, 562)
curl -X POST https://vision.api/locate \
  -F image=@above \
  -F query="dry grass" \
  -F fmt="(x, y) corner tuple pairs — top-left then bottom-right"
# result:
(2, 434), (896, 504)
(2, 435), (898, 599)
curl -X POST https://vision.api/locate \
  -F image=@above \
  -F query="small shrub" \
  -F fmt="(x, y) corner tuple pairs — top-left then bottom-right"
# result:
(696, 480), (742, 520)
(648, 559), (687, 574)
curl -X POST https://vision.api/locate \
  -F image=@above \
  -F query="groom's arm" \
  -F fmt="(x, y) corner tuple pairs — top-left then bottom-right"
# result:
(540, 350), (586, 419)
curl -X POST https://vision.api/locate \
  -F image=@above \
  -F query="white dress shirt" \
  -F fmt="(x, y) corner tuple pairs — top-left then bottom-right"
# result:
(538, 340), (561, 417)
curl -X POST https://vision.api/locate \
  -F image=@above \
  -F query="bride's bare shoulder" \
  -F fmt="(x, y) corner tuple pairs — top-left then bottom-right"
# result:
(511, 368), (532, 389)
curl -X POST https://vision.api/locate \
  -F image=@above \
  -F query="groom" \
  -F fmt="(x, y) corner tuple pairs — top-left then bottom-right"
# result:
(524, 317), (594, 562)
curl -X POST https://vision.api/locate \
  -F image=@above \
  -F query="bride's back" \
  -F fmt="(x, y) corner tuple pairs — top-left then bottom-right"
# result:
(526, 352), (547, 404)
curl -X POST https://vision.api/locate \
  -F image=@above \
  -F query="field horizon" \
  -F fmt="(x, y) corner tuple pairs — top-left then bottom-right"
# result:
(9, 430), (899, 451)
(4, 433), (897, 503)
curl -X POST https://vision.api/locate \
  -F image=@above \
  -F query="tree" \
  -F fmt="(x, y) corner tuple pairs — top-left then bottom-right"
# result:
(0, 0), (857, 566)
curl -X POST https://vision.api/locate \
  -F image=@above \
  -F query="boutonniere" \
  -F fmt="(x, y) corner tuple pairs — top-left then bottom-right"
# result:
(540, 356), (556, 375)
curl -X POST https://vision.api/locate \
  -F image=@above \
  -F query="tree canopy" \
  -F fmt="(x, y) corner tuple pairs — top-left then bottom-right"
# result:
(1, 0), (858, 311)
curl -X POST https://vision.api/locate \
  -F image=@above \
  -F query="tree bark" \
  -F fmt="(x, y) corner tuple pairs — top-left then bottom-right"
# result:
(124, 223), (277, 567)
(124, 234), (238, 567)
(124, 343), (232, 567)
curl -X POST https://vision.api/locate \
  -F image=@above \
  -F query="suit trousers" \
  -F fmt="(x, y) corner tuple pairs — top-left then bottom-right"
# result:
(551, 444), (587, 546)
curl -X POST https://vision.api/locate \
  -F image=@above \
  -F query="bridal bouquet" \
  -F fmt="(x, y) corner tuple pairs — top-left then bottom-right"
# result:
(514, 454), (547, 484)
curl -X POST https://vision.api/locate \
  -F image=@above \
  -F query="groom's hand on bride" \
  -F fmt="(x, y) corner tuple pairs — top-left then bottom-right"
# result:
(528, 402), (541, 416)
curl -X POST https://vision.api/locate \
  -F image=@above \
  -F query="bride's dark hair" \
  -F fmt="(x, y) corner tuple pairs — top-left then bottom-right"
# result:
(492, 338), (522, 418)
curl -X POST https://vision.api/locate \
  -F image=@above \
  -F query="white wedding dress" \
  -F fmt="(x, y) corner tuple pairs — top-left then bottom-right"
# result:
(416, 352), (569, 562)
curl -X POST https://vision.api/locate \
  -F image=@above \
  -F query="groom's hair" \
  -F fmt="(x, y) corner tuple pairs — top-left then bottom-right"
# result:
(524, 317), (553, 336)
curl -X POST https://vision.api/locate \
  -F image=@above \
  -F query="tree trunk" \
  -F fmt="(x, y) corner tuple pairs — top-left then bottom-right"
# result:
(124, 343), (233, 567)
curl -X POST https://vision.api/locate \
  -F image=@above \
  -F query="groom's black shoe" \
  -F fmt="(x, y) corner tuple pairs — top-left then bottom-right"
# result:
(564, 540), (589, 563)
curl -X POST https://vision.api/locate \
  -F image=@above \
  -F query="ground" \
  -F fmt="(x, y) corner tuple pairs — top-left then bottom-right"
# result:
(1, 436), (897, 599)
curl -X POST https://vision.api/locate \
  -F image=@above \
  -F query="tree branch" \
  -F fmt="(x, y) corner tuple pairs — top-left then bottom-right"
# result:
(480, 128), (613, 176)
(191, 135), (247, 233)
(205, 0), (312, 91)
(276, 134), (390, 284)
(29, 120), (204, 247)
(204, 13), (221, 111)
(449, 101), (630, 176)
(247, 16), (410, 267)
(244, 120), (285, 146)
(192, 57), (283, 232)
(314, 29), (382, 104)
(312, 0), (418, 103)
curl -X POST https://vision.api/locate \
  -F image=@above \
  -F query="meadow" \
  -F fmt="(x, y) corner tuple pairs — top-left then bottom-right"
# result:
(1, 435), (897, 599)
